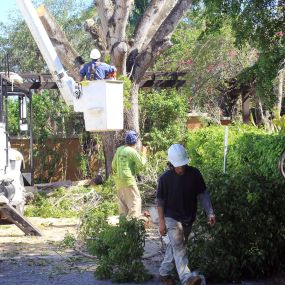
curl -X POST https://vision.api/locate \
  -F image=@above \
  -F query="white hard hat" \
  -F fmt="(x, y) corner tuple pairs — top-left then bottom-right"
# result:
(90, 48), (101, 59)
(167, 144), (189, 167)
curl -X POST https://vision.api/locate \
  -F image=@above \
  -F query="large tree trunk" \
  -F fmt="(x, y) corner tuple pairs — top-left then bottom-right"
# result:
(125, 83), (140, 131)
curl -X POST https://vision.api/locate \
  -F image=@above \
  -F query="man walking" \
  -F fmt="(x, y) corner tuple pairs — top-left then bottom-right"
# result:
(112, 131), (147, 218)
(157, 144), (216, 285)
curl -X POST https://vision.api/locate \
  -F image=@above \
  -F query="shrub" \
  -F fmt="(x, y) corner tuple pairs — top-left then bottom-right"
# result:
(185, 125), (285, 281)
(85, 216), (150, 283)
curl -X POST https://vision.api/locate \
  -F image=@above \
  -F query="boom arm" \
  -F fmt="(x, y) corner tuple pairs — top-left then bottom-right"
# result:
(16, 0), (75, 105)
(16, 0), (124, 131)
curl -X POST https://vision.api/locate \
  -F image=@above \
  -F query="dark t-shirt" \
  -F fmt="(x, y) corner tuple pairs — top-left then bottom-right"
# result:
(156, 165), (206, 223)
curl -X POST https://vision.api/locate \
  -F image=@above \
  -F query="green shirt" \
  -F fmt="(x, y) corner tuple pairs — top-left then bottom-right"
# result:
(112, 145), (146, 188)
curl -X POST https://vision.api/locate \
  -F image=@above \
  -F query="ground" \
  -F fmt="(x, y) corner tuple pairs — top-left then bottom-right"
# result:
(0, 217), (284, 285)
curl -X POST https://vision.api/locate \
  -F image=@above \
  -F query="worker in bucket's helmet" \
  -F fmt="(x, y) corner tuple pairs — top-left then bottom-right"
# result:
(112, 131), (147, 218)
(156, 144), (216, 285)
(79, 48), (117, 81)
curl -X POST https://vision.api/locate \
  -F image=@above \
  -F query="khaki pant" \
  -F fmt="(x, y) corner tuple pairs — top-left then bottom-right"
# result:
(117, 185), (141, 218)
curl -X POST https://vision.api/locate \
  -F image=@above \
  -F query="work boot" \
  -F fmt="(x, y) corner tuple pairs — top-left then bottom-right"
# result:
(185, 276), (202, 285)
(159, 275), (176, 285)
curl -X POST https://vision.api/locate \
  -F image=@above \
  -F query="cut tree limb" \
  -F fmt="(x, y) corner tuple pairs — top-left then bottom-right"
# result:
(84, 18), (107, 52)
(37, 5), (83, 81)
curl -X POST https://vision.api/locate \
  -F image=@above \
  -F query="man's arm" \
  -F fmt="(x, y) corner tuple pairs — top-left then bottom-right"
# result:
(157, 206), (167, 236)
(198, 191), (216, 227)
(156, 176), (167, 235)
(132, 148), (147, 171)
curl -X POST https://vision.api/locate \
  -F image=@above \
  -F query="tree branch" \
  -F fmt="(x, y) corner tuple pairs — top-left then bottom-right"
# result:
(131, 0), (192, 83)
(94, 0), (114, 48)
(132, 0), (178, 52)
(111, 0), (134, 44)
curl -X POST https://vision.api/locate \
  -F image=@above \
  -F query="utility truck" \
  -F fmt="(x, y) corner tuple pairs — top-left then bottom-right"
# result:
(0, 0), (123, 235)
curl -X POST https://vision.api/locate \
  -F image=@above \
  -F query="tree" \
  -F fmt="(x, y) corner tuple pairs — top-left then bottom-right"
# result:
(39, 0), (194, 176)
(202, 0), (285, 117)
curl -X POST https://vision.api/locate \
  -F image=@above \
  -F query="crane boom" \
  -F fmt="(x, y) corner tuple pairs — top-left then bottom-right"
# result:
(16, 0), (75, 105)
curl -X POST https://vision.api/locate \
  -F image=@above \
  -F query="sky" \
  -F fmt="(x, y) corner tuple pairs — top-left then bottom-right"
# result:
(0, 1), (18, 24)
(0, 0), (93, 25)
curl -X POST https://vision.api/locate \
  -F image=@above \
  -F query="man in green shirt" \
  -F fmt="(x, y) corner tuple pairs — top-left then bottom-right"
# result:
(112, 130), (147, 218)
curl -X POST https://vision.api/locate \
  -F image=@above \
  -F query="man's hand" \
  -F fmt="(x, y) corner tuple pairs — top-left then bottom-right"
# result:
(159, 220), (167, 236)
(207, 214), (216, 227)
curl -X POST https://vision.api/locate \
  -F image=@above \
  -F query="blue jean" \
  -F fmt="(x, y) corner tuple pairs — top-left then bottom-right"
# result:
(159, 217), (193, 285)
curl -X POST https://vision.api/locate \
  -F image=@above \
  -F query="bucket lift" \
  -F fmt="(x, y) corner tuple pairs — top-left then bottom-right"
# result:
(16, 0), (124, 132)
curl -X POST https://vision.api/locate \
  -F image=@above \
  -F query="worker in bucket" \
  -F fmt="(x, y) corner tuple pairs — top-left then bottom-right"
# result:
(112, 130), (147, 218)
(79, 48), (117, 81)
(156, 144), (216, 285)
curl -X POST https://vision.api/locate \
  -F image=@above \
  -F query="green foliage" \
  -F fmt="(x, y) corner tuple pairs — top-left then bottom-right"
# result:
(59, 232), (76, 249)
(273, 115), (285, 133)
(201, 0), (284, 100)
(79, 178), (117, 238)
(139, 89), (188, 151)
(185, 125), (285, 281)
(118, 75), (132, 109)
(87, 216), (150, 283)
(154, 10), (255, 118)
(7, 98), (20, 135)
(79, 179), (150, 283)
(186, 125), (285, 180)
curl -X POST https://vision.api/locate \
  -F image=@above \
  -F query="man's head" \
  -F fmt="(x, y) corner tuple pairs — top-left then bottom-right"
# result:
(90, 48), (101, 60)
(167, 144), (189, 175)
(125, 130), (138, 146)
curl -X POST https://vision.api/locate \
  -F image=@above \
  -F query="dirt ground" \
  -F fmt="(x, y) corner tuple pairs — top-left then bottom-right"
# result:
(0, 216), (284, 285)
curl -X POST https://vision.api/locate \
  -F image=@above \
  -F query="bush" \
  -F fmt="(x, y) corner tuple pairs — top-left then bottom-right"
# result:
(85, 216), (150, 283)
(185, 125), (285, 281)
